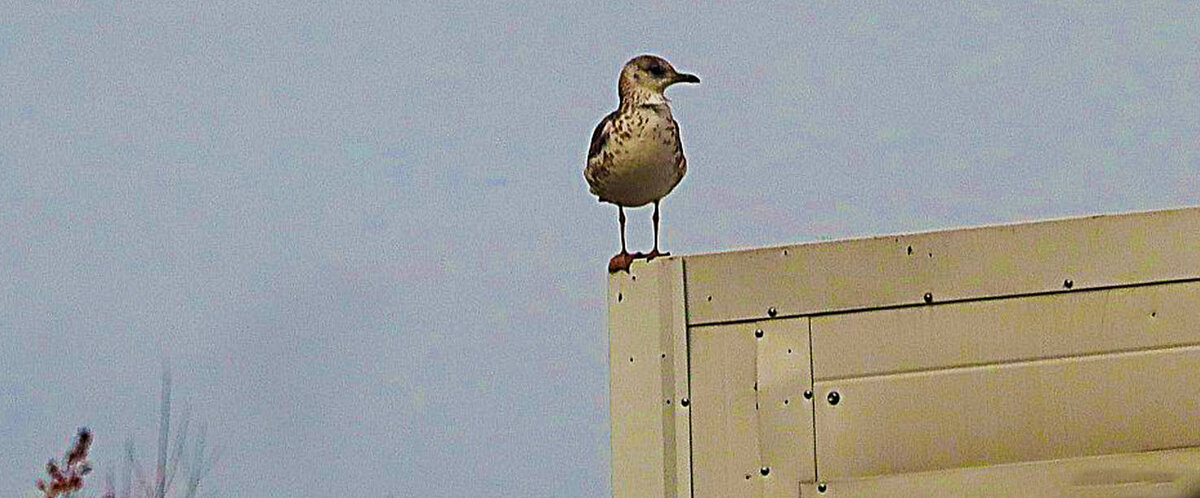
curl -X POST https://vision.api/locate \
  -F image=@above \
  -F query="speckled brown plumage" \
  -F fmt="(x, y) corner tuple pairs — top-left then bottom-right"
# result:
(584, 55), (699, 272)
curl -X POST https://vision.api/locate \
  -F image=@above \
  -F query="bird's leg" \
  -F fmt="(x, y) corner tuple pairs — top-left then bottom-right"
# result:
(609, 207), (641, 273)
(644, 201), (670, 261)
(619, 206), (628, 253)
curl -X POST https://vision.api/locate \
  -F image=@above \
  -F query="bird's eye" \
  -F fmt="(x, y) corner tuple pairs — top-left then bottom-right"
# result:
(648, 64), (666, 77)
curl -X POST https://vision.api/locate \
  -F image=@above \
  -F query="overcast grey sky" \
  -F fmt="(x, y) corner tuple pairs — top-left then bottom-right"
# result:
(2, 2), (1198, 496)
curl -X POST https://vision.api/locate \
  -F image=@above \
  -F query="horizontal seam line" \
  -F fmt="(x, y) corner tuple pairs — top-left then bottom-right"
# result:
(815, 342), (1200, 383)
(1070, 482), (1177, 489)
(820, 447), (1200, 484)
(687, 277), (1200, 327)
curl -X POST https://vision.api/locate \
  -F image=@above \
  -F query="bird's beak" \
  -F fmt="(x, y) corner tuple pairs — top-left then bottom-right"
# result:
(672, 72), (700, 84)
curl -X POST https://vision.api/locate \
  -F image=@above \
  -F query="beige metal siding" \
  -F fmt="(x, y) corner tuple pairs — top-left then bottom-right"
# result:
(685, 207), (1200, 326)
(690, 322), (762, 497)
(798, 447), (1200, 497)
(608, 259), (690, 498)
(690, 318), (816, 498)
(812, 281), (1200, 380)
(754, 318), (816, 495)
(813, 345), (1200, 479)
(609, 205), (1200, 497)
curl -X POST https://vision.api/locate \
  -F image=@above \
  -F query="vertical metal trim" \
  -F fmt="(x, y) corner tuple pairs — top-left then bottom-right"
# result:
(681, 258), (696, 498)
(660, 267), (676, 497)
(608, 274), (622, 496)
(651, 259), (692, 498)
(807, 317), (819, 482)
(754, 321), (766, 483)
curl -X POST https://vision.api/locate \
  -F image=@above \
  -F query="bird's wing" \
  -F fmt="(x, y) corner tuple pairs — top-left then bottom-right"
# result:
(588, 111), (617, 161)
(672, 118), (687, 180)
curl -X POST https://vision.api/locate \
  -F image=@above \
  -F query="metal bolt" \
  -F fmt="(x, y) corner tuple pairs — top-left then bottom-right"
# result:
(803, 390), (813, 400)
(1064, 279), (1074, 289)
(680, 398), (689, 407)
(818, 482), (828, 493)
(923, 292), (933, 304)
(754, 328), (764, 339)
(767, 307), (777, 317)
(827, 391), (840, 406)
(760, 466), (770, 476)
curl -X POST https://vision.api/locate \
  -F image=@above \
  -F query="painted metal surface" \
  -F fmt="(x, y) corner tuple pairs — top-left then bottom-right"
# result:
(814, 345), (1200, 479)
(684, 207), (1200, 326)
(689, 318), (816, 498)
(753, 318), (816, 496)
(608, 258), (691, 498)
(689, 321), (761, 497)
(798, 447), (1200, 497)
(812, 280), (1200, 381)
(609, 205), (1200, 497)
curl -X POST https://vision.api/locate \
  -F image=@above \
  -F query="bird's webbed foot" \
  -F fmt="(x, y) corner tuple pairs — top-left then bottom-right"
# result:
(638, 249), (670, 261)
(608, 251), (644, 273)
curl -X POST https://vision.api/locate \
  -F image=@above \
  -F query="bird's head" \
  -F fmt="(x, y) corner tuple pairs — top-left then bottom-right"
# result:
(618, 55), (699, 104)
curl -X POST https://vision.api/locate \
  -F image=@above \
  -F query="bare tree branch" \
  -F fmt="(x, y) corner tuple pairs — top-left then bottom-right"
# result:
(155, 369), (171, 498)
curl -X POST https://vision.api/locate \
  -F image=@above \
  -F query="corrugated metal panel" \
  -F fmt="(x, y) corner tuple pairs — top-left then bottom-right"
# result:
(684, 207), (1200, 326)
(813, 345), (1200, 480)
(690, 318), (816, 498)
(609, 259), (690, 498)
(812, 281), (1200, 380)
(798, 447), (1200, 497)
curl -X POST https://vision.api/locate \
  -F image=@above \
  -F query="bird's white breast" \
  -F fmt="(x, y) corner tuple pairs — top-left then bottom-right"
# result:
(588, 106), (685, 207)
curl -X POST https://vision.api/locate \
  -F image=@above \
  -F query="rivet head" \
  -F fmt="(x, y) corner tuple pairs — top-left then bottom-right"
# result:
(760, 466), (770, 476)
(680, 398), (689, 407)
(1064, 279), (1074, 289)
(923, 292), (933, 304)
(754, 328), (764, 339)
(827, 391), (841, 405)
(803, 390), (813, 400)
(767, 307), (777, 317)
(818, 482), (828, 493)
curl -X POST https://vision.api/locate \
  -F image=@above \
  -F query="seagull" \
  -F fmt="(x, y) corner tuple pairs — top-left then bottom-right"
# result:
(585, 55), (699, 273)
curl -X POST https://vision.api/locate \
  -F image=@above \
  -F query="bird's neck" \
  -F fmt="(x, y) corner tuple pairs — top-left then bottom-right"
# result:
(619, 89), (670, 110)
